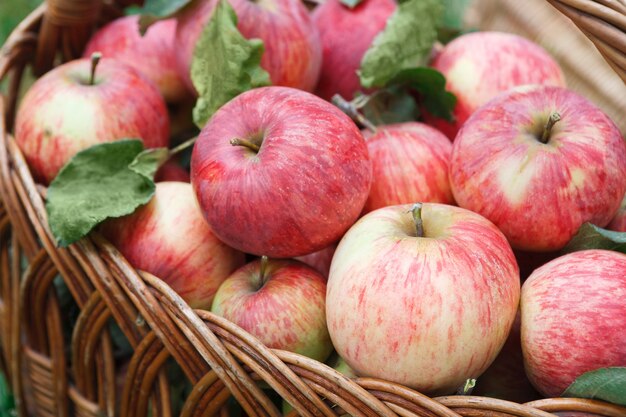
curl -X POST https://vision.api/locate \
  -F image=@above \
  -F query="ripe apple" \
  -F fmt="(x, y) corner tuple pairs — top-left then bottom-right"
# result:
(607, 194), (626, 232)
(295, 244), (337, 280)
(326, 203), (520, 394)
(521, 250), (626, 397)
(473, 313), (540, 402)
(211, 257), (333, 362)
(15, 56), (170, 184)
(84, 15), (189, 103)
(154, 160), (190, 183)
(428, 31), (566, 139)
(362, 122), (454, 213)
(311, 0), (396, 101)
(450, 85), (626, 252)
(175, 0), (321, 94)
(191, 86), (372, 258)
(101, 182), (245, 310)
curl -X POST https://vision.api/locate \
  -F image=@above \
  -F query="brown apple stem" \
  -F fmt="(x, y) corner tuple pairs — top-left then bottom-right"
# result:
(230, 138), (260, 152)
(89, 52), (102, 86)
(259, 256), (269, 287)
(540, 112), (561, 144)
(169, 136), (198, 157)
(331, 94), (377, 133)
(411, 203), (425, 238)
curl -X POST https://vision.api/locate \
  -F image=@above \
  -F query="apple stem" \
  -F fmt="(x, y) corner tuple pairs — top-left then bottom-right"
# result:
(89, 52), (102, 86)
(169, 136), (197, 157)
(540, 112), (561, 144)
(230, 138), (260, 153)
(331, 94), (377, 133)
(259, 256), (269, 287)
(411, 203), (425, 238)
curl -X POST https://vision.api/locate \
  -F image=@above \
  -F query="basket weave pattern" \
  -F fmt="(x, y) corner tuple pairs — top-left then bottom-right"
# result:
(1, 1), (626, 417)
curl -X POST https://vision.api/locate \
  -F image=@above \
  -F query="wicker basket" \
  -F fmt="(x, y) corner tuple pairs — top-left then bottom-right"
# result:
(1, 1), (626, 417)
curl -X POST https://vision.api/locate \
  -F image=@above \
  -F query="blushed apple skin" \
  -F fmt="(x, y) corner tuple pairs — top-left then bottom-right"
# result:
(191, 86), (372, 258)
(521, 250), (626, 397)
(327, 203), (520, 394)
(15, 58), (170, 185)
(450, 86), (626, 252)
(175, 0), (321, 94)
(363, 122), (454, 213)
(211, 258), (333, 362)
(429, 31), (566, 139)
(101, 182), (245, 310)
(295, 244), (337, 280)
(311, 0), (396, 101)
(84, 16), (189, 103)
(607, 194), (626, 232)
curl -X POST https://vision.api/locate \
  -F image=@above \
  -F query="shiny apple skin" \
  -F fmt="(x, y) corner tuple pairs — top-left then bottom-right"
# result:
(15, 58), (170, 184)
(84, 15), (189, 103)
(191, 86), (372, 258)
(175, 0), (321, 94)
(101, 182), (245, 309)
(311, 0), (396, 101)
(211, 258), (333, 361)
(429, 31), (566, 140)
(450, 85), (626, 252)
(363, 122), (453, 213)
(327, 203), (520, 394)
(521, 250), (626, 397)
(607, 194), (626, 232)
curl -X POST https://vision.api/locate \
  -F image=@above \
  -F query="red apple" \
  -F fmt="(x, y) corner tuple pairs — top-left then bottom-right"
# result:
(326, 203), (520, 394)
(294, 243), (337, 280)
(154, 160), (190, 183)
(607, 194), (626, 232)
(15, 57), (170, 184)
(450, 85), (626, 252)
(521, 250), (626, 397)
(101, 182), (245, 309)
(362, 122), (453, 213)
(311, 0), (396, 101)
(191, 86), (372, 258)
(84, 15), (189, 103)
(211, 257), (333, 362)
(473, 313), (540, 402)
(429, 31), (566, 139)
(175, 0), (321, 94)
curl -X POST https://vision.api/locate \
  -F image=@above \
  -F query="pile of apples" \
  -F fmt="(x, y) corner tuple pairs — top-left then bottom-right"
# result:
(12, 0), (626, 402)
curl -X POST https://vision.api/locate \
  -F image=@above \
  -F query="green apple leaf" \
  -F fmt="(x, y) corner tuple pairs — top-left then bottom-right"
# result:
(562, 367), (626, 406)
(129, 147), (170, 179)
(136, 0), (194, 33)
(358, 88), (419, 126)
(340, 0), (363, 8)
(389, 67), (456, 121)
(191, 0), (271, 129)
(562, 223), (626, 254)
(359, 0), (442, 88)
(46, 139), (156, 247)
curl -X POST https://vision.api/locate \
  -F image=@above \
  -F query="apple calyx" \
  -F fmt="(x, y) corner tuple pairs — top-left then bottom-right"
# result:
(411, 203), (425, 238)
(230, 138), (261, 153)
(258, 255), (269, 289)
(539, 112), (561, 144)
(89, 52), (102, 86)
(331, 94), (377, 133)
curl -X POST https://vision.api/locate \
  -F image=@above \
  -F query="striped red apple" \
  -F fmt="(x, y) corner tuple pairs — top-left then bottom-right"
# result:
(327, 203), (520, 394)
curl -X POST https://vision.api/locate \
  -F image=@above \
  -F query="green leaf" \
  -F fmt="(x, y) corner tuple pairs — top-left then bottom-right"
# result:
(136, 0), (194, 33)
(191, 0), (271, 129)
(359, 88), (419, 126)
(563, 367), (626, 406)
(129, 147), (169, 179)
(340, 0), (363, 8)
(562, 223), (626, 254)
(46, 140), (156, 247)
(359, 0), (443, 88)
